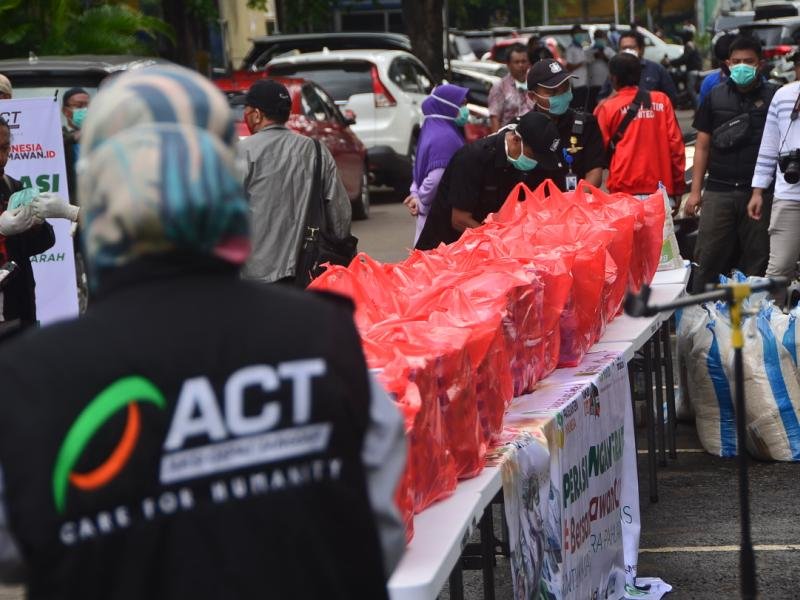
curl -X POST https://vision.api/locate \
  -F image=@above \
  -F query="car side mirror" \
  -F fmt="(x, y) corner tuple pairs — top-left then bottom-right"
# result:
(343, 109), (357, 125)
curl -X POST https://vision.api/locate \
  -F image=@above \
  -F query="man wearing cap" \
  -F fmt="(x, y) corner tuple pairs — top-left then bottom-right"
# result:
(527, 59), (607, 190)
(238, 79), (352, 284)
(415, 111), (562, 250)
(62, 87), (90, 204)
(0, 75), (11, 100)
(488, 43), (535, 132)
(566, 25), (590, 110)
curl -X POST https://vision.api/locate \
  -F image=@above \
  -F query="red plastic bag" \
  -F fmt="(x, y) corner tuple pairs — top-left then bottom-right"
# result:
(581, 185), (665, 291)
(406, 286), (512, 444)
(527, 224), (607, 366)
(434, 265), (545, 395)
(368, 321), (485, 481)
(506, 247), (575, 378)
(308, 265), (390, 331)
(375, 354), (458, 512)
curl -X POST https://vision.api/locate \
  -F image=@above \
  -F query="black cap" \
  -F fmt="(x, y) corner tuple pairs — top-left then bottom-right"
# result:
(245, 79), (292, 116)
(514, 111), (561, 169)
(527, 59), (574, 89)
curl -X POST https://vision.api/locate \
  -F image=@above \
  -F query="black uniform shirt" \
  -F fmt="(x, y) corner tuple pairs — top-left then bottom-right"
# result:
(533, 108), (608, 187)
(415, 132), (549, 250)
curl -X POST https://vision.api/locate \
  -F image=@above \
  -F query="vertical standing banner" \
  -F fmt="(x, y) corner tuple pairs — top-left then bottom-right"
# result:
(2, 97), (79, 324)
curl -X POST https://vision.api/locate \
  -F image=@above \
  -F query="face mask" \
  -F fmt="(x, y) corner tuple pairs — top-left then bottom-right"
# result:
(573, 35), (585, 45)
(505, 134), (538, 171)
(621, 48), (639, 57)
(595, 40), (606, 48)
(455, 105), (469, 126)
(730, 64), (757, 87)
(71, 107), (87, 129)
(535, 89), (573, 116)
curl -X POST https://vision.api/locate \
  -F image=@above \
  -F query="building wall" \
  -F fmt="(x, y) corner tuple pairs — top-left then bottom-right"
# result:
(218, 0), (277, 68)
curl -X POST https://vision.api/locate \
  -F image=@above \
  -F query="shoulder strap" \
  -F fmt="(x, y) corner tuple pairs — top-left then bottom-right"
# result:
(608, 88), (651, 158)
(304, 139), (326, 233)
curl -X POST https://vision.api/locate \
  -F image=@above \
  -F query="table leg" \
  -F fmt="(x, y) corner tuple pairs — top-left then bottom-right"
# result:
(662, 317), (678, 458)
(447, 562), (464, 600)
(653, 332), (667, 467)
(662, 320), (678, 459)
(643, 339), (658, 503)
(480, 506), (496, 600)
(628, 363), (639, 454)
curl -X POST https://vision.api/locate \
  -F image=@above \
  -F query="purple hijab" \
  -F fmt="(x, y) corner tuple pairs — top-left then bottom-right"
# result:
(413, 84), (469, 187)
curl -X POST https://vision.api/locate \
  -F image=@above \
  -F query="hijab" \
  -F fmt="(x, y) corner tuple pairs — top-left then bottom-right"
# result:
(413, 84), (469, 187)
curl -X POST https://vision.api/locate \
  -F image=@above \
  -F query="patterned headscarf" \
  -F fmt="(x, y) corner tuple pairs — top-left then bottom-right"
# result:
(78, 66), (249, 286)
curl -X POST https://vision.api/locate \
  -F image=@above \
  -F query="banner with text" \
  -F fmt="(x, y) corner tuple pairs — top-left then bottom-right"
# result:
(1, 97), (79, 324)
(504, 352), (639, 599)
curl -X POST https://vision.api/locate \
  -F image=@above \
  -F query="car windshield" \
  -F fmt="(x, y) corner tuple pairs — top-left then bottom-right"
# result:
(10, 85), (99, 102)
(267, 62), (372, 102)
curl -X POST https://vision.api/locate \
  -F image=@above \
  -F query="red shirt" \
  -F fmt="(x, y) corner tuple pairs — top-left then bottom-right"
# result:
(594, 86), (685, 195)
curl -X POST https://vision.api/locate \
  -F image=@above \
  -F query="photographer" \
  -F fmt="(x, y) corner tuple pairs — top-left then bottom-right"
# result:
(685, 36), (777, 293)
(749, 75), (800, 305)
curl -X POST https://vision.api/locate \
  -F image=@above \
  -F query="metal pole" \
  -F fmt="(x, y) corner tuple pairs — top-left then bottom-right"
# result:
(613, 0), (619, 26)
(544, 0), (549, 25)
(519, 0), (525, 28)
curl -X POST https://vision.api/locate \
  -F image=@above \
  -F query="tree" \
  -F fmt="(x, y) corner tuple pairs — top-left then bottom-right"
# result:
(402, 0), (445, 82)
(0, 0), (173, 59)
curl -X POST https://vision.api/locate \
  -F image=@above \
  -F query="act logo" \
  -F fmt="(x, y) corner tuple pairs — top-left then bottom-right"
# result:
(52, 376), (166, 514)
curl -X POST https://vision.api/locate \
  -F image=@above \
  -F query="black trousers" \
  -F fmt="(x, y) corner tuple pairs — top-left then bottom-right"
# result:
(691, 188), (772, 293)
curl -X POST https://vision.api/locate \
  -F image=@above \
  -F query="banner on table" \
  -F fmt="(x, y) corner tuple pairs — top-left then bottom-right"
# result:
(504, 352), (640, 600)
(1, 97), (79, 324)
(499, 428), (551, 599)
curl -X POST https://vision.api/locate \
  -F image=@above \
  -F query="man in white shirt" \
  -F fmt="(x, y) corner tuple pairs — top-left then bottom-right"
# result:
(748, 81), (800, 304)
(566, 24), (589, 111)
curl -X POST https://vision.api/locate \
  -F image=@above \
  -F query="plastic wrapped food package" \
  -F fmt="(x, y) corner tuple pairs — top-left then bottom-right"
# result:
(368, 321), (486, 480)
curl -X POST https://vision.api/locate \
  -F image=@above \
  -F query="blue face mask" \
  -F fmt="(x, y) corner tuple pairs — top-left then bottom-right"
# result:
(535, 89), (573, 116)
(454, 105), (469, 126)
(505, 134), (538, 171)
(71, 107), (88, 129)
(729, 64), (757, 87)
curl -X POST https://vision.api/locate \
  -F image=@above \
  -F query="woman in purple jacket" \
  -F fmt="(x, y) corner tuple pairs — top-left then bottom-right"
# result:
(403, 84), (469, 245)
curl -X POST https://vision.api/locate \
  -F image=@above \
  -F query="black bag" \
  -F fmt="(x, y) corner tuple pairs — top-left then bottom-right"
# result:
(711, 112), (751, 150)
(607, 87), (651, 161)
(294, 140), (358, 288)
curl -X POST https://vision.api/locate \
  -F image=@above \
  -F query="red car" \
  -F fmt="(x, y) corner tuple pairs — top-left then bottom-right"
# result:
(225, 77), (371, 219)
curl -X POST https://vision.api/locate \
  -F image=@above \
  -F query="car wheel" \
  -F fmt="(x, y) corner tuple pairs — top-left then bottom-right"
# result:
(352, 168), (370, 220)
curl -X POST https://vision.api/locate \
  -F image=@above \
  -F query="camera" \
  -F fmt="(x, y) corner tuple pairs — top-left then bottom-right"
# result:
(778, 149), (800, 184)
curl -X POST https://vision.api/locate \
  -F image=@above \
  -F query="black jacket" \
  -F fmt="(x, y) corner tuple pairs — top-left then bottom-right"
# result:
(0, 175), (56, 324)
(0, 256), (389, 600)
(693, 79), (779, 188)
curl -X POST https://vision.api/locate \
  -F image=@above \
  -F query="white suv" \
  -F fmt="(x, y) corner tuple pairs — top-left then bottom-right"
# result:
(266, 49), (433, 194)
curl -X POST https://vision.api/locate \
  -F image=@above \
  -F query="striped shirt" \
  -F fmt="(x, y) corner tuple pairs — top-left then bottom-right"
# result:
(752, 82), (800, 200)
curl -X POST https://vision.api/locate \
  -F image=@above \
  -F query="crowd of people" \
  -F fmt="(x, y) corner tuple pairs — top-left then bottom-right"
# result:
(407, 28), (800, 305)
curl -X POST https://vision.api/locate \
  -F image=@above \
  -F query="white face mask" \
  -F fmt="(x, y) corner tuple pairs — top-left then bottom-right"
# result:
(621, 48), (639, 57)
